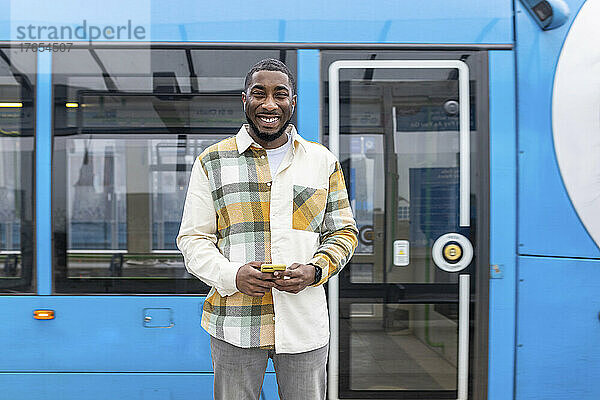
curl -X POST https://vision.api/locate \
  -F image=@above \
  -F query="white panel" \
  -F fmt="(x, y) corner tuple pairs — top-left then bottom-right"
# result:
(553, 0), (600, 249)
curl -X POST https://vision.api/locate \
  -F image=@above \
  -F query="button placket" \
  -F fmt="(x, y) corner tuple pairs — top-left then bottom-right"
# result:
(253, 148), (272, 185)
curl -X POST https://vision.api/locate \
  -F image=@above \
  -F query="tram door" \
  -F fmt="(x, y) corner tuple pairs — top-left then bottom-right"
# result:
(327, 58), (487, 400)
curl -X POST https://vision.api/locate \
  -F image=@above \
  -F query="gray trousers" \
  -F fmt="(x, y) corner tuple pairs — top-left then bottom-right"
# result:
(210, 336), (328, 400)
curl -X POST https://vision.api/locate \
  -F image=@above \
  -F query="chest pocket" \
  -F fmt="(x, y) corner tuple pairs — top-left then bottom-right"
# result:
(292, 185), (327, 233)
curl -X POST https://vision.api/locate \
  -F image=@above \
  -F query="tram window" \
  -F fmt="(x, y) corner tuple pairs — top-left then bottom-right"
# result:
(0, 49), (35, 294)
(51, 48), (296, 294)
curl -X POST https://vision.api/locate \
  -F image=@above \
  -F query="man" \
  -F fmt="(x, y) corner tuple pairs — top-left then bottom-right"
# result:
(177, 58), (357, 400)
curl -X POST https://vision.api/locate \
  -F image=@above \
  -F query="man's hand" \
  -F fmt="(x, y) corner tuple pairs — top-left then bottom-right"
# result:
(273, 263), (315, 294)
(236, 261), (276, 297)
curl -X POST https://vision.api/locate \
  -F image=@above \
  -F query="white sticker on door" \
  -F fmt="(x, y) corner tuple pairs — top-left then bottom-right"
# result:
(393, 240), (409, 266)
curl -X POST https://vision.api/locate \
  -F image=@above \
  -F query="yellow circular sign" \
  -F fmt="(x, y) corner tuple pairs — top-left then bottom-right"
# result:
(443, 244), (462, 261)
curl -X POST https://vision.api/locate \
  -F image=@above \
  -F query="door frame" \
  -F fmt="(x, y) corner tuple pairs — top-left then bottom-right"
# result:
(327, 59), (476, 400)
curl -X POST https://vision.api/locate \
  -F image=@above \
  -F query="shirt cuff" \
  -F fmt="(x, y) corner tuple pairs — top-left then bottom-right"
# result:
(217, 261), (243, 297)
(308, 255), (329, 286)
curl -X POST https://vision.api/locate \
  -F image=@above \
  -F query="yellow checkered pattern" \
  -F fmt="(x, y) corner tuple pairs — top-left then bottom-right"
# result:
(182, 126), (357, 349)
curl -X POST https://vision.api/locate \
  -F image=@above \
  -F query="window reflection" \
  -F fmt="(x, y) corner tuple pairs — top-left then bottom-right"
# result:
(68, 139), (125, 250)
(340, 135), (384, 255)
(0, 49), (35, 293)
(59, 135), (220, 279)
(347, 303), (458, 391)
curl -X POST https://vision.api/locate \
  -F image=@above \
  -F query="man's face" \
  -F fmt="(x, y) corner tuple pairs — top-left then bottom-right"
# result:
(242, 70), (297, 144)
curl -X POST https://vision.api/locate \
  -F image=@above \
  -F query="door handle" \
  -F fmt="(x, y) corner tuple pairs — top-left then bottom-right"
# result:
(457, 274), (470, 400)
(457, 63), (470, 227)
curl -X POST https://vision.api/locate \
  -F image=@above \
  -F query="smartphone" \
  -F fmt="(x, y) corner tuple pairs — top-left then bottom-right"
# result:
(260, 264), (287, 273)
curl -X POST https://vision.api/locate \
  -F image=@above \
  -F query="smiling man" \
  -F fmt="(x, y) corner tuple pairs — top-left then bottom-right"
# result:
(177, 58), (358, 400)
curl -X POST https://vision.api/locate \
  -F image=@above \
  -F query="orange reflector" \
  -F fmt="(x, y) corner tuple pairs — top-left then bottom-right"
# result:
(33, 310), (55, 320)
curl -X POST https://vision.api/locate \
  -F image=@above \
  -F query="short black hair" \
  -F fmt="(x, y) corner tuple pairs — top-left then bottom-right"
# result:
(244, 58), (296, 95)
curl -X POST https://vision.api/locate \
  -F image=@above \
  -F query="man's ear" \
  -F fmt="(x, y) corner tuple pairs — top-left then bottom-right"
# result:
(241, 91), (247, 111)
(292, 94), (297, 113)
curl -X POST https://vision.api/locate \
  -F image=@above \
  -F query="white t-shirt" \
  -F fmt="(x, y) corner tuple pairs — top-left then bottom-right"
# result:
(265, 134), (292, 177)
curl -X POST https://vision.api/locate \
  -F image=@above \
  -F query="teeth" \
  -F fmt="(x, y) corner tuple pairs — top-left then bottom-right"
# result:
(260, 116), (278, 123)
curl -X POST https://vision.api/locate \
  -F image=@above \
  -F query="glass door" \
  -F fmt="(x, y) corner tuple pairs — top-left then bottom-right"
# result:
(327, 58), (483, 400)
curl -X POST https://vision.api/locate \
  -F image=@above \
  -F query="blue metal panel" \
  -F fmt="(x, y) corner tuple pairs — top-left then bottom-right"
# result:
(0, 296), (276, 373)
(36, 51), (52, 295)
(296, 49), (320, 143)
(0, 373), (279, 399)
(488, 50), (518, 400)
(0, 297), (213, 372)
(149, 0), (512, 44)
(516, 0), (600, 257)
(516, 256), (600, 399)
(0, 0), (8, 39)
(4, 0), (512, 44)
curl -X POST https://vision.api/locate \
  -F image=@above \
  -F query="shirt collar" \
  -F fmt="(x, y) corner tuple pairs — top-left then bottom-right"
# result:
(235, 124), (307, 154)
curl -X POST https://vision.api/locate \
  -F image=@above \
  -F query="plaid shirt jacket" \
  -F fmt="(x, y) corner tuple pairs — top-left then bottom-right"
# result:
(177, 125), (357, 353)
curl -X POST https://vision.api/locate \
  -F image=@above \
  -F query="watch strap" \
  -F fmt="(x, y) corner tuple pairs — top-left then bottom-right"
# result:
(310, 263), (322, 285)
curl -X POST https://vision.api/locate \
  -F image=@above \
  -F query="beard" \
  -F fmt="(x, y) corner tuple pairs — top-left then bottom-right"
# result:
(245, 111), (291, 143)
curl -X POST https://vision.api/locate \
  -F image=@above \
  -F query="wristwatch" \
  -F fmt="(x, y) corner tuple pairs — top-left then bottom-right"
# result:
(310, 263), (322, 285)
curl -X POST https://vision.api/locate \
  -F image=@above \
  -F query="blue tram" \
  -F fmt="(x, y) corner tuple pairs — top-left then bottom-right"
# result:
(0, 0), (598, 399)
